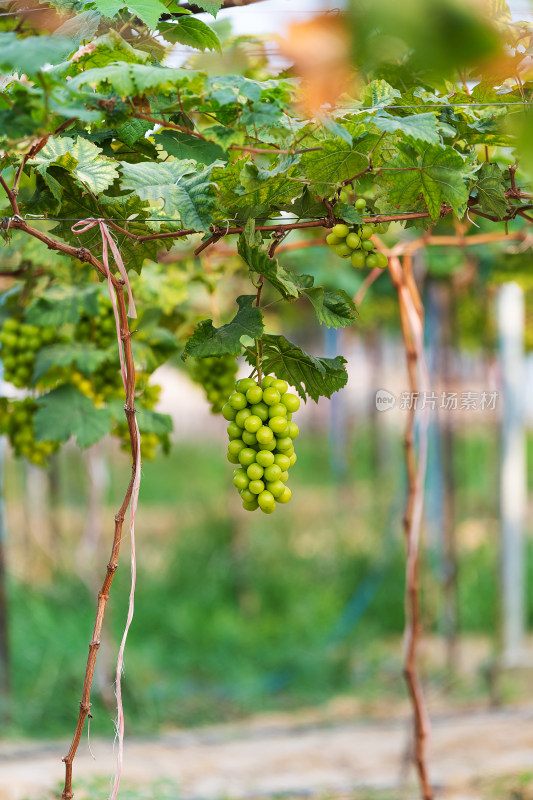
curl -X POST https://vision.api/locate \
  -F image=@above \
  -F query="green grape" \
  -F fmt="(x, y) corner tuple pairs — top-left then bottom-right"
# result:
(277, 487), (292, 504)
(332, 223), (350, 238)
(222, 374), (299, 512)
(355, 197), (366, 210)
(350, 251), (366, 269)
(335, 243), (352, 259)
(326, 233), (342, 246)
(346, 232), (361, 249)
(339, 188), (349, 203)
(375, 252), (389, 269)
(362, 240), (375, 252)
(365, 254), (379, 269)
(4, 398), (59, 467)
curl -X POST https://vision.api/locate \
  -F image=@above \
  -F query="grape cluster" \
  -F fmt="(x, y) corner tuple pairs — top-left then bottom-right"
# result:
(114, 381), (165, 460)
(2, 398), (58, 467)
(326, 197), (388, 270)
(0, 318), (57, 388)
(222, 375), (300, 514)
(188, 355), (238, 414)
(70, 298), (123, 404)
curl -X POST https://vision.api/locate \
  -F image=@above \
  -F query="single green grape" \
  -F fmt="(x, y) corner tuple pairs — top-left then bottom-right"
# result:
(332, 223), (350, 238)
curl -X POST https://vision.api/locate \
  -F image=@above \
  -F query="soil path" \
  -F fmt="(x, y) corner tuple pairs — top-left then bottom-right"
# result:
(1, 706), (532, 800)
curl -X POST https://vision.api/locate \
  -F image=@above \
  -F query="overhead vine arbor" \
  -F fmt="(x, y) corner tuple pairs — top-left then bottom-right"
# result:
(0, 0), (532, 797)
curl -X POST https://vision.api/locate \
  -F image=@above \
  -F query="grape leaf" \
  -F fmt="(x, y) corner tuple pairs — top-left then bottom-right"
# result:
(120, 159), (215, 230)
(26, 286), (100, 326)
(155, 130), (226, 165)
(335, 204), (364, 225)
(237, 238), (300, 299)
(126, 0), (168, 28)
(255, 334), (348, 402)
(54, 11), (102, 42)
(117, 118), (153, 146)
(300, 136), (381, 196)
(163, 16), (221, 52)
(184, 295), (263, 357)
(302, 288), (357, 328)
(380, 143), (470, 220)
(35, 386), (112, 449)
(33, 344), (111, 384)
(28, 136), (118, 195)
(67, 63), (201, 96)
(474, 162), (508, 218)
(359, 80), (401, 109)
(192, 0), (223, 15)
(0, 33), (76, 76)
(371, 111), (440, 144)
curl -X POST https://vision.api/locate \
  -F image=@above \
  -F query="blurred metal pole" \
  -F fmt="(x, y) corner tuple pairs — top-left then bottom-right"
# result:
(498, 282), (526, 667)
(325, 327), (348, 481)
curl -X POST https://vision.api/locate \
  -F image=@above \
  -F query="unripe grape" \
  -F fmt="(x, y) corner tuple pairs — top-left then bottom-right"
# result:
(365, 254), (379, 269)
(279, 470), (289, 482)
(274, 454), (290, 471)
(339, 188), (349, 203)
(249, 479), (265, 495)
(244, 414), (262, 433)
(360, 225), (373, 240)
(375, 252), (388, 269)
(276, 436), (292, 451)
(228, 439), (246, 457)
(281, 393), (300, 413)
(235, 408), (252, 428)
(266, 480), (285, 498)
(268, 403), (287, 418)
(326, 233), (342, 246)
(240, 488), (256, 503)
(264, 464), (282, 482)
(346, 232), (361, 249)
(263, 387), (280, 406)
(362, 240), (375, 252)
(258, 490), (275, 509)
(233, 470), (249, 490)
(242, 430), (258, 445)
(229, 392), (247, 410)
(354, 197), (366, 210)
(246, 386), (263, 404)
(335, 243), (352, 259)
(256, 450), (275, 467)
(227, 422), (242, 439)
(250, 402), (269, 421)
(272, 379), (288, 394)
(242, 500), (259, 511)
(289, 453), (297, 466)
(222, 403), (237, 421)
(235, 378), (256, 393)
(288, 423), (299, 439)
(261, 376), (275, 388)
(256, 426), (274, 445)
(269, 416), (289, 435)
(350, 251), (365, 269)
(332, 223), (349, 238)
(247, 463), (264, 481)
(277, 487), (292, 504)
(227, 450), (241, 464)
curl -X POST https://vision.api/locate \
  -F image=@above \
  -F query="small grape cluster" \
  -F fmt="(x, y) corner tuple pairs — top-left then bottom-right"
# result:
(2, 398), (58, 467)
(0, 318), (57, 388)
(188, 355), (238, 414)
(70, 298), (123, 404)
(222, 375), (300, 514)
(326, 197), (388, 270)
(114, 380), (164, 460)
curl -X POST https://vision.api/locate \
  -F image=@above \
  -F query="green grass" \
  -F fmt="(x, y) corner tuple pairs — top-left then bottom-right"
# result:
(2, 423), (529, 738)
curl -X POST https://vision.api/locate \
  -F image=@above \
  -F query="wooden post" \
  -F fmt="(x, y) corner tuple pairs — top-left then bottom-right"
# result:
(497, 282), (526, 667)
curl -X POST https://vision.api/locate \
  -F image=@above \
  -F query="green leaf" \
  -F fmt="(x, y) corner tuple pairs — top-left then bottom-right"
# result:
(335, 203), (364, 225)
(474, 162), (508, 219)
(54, 11), (101, 42)
(117, 118), (153, 146)
(166, 16), (221, 52)
(256, 334), (348, 402)
(359, 80), (401, 109)
(191, 0), (223, 15)
(300, 136), (380, 196)
(67, 63), (201, 97)
(371, 111), (440, 144)
(0, 33), (76, 75)
(120, 159), (214, 229)
(136, 409), (173, 435)
(155, 130), (226, 165)
(28, 136), (118, 194)
(237, 238), (300, 299)
(26, 286), (100, 327)
(35, 386), (112, 449)
(303, 288), (357, 328)
(93, 0), (124, 17)
(33, 344), (111, 384)
(184, 295), (264, 357)
(381, 144), (470, 221)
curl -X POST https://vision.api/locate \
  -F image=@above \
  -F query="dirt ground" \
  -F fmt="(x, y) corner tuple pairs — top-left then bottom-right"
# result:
(1, 703), (533, 800)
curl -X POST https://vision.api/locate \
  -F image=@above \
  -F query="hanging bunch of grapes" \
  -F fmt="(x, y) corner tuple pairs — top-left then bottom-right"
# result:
(327, 197), (389, 270)
(222, 376), (299, 514)
(0, 398), (58, 466)
(187, 355), (238, 414)
(113, 379), (167, 460)
(0, 317), (60, 387)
